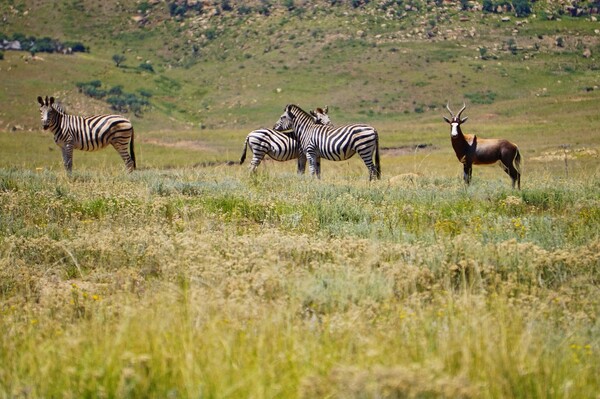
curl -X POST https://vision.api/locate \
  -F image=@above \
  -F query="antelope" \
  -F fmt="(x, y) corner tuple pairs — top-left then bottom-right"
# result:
(444, 103), (521, 189)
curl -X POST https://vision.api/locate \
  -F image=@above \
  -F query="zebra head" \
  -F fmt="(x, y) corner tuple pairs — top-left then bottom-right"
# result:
(37, 96), (58, 130)
(310, 106), (332, 126)
(273, 104), (295, 131)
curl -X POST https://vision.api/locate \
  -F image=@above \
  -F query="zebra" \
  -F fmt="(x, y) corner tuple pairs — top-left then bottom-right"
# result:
(273, 104), (381, 180)
(37, 96), (136, 173)
(240, 106), (332, 174)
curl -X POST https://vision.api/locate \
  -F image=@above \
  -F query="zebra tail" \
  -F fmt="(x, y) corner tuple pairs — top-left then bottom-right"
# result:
(375, 133), (381, 179)
(240, 137), (248, 165)
(130, 128), (137, 169)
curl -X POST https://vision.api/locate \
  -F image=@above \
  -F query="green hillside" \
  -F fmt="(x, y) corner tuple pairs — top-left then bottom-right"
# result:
(2, 0), (599, 134)
(1, 2), (600, 398)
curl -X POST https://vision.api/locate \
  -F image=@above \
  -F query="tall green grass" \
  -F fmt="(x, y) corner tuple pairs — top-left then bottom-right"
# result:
(0, 165), (598, 398)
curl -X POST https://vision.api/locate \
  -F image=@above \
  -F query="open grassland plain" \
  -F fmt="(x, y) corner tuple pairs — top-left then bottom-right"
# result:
(1, 0), (600, 397)
(0, 134), (599, 397)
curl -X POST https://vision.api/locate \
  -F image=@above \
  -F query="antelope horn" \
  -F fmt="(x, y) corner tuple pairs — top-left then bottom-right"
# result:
(457, 103), (466, 119)
(446, 103), (454, 117)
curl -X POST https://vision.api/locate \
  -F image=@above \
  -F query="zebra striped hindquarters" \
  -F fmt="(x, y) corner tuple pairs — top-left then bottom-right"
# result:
(240, 128), (306, 174)
(274, 104), (381, 181)
(37, 96), (136, 173)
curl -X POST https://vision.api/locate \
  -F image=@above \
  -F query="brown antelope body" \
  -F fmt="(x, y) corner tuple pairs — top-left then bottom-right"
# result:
(444, 104), (521, 189)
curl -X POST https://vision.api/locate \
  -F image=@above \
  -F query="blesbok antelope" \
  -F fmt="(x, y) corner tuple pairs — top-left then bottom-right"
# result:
(444, 103), (521, 189)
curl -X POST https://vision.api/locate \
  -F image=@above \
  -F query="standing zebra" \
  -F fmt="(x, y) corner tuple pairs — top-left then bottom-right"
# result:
(240, 106), (332, 174)
(37, 96), (136, 173)
(273, 104), (381, 180)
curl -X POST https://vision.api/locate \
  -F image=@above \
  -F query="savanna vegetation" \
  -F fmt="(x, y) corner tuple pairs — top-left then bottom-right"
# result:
(1, 0), (599, 397)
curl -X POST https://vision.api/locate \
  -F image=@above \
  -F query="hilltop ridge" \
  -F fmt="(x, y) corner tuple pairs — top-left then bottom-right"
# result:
(0, 0), (599, 131)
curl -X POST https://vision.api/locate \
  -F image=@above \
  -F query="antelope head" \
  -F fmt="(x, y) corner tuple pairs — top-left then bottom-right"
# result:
(443, 103), (468, 137)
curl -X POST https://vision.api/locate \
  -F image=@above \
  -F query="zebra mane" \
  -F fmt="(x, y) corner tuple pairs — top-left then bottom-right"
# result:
(287, 104), (313, 121)
(51, 102), (67, 114)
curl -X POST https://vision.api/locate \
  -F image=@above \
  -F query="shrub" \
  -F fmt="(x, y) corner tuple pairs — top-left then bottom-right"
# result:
(138, 89), (153, 98)
(75, 81), (151, 115)
(221, 0), (233, 11)
(513, 0), (532, 16)
(76, 80), (107, 99)
(238, 5), (252, 14)
(112, 54), (126, 67)
(205, 28), (218, 41)
(283, 0), (295, 11)
(63, 41), (87, 52)
(139, 63), (155, 73)
(465, 90), (497, 104)
(108, 85), (123, 96)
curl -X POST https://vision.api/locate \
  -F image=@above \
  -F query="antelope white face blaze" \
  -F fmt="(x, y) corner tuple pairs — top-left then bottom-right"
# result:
(450, 122), (460, 137)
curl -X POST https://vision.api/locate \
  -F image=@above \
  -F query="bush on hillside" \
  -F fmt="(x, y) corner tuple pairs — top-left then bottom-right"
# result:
(465, 90), (497, 104)
(0, 33), (87, 54)
(482, 0), (532, 16)
(63, 41), (88, 53)
(76, 80), (107, 99)
(112, 54), (126, 67)
(168, 0), (203, 17)
(76, 81), (151, 116)
(513, 0), (532, 16)
(139, 63), (155, 73)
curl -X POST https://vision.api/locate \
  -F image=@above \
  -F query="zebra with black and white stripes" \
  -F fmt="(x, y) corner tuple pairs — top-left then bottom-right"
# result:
(240, 106), (331, 174)
(273, 104), (381, 180)
(37, 96), (136, 173)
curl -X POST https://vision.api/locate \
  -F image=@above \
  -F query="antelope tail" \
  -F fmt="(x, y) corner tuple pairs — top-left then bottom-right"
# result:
(240, 137), (248, 165)
(513, 147), (522, 175)
(514, 147), (522, 189)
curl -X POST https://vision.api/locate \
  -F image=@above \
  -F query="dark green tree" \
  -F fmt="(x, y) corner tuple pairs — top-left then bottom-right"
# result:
(112, 54), (126, 67)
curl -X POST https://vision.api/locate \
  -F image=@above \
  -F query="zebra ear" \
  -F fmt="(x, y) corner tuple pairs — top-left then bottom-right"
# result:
(285, 104), (295, 118)
(49, 97), (55, 105)
(37, 96), (44, 106)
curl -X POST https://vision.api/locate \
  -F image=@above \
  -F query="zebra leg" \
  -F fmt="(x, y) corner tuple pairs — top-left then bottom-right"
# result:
(358, 151), (378, 181)
(249, 155), (262, 172)
(112, 143), (135, 172)
(249, 148), (267, 172)
(61, 144), (74, 174)
(306, 151), (319, 178)
(315, 156), (322, 179)
(297, 153), (307, 175)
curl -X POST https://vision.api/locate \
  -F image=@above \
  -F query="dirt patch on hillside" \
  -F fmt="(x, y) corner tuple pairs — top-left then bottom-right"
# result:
(143, 138), (215, 152)
(381, 143), (435, 156)
(530, 147), (598, 162)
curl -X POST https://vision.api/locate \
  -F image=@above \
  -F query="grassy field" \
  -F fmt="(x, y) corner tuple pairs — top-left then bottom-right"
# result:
(0, 156), (599, 398)
(1, 1), (600, 397)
